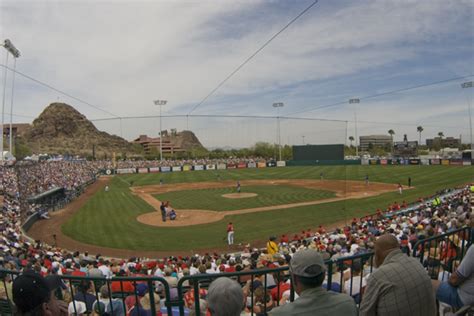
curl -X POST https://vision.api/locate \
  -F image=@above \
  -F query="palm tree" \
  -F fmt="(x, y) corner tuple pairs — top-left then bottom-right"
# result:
(417, 126), (424, 145)
(388, 129), (395, 141)
(438, 131), (444, 154)
(349, 136), (354, 148)
(388, 129), (395, 155)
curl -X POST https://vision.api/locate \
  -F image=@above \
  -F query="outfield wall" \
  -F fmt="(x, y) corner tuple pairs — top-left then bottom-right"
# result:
(101, 158), (471, 175)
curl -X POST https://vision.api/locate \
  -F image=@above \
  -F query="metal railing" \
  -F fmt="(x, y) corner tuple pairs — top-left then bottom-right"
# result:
(1, 228), (471, 316)
(413, 226), (472, 280)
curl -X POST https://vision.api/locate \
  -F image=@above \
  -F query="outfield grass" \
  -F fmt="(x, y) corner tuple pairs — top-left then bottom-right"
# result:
(62, 166), (473, 251)
(153, 185), (335, 211)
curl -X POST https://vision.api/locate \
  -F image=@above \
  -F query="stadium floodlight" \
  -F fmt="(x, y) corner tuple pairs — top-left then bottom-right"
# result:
(272, 102), (284, 161)
(3, 39), (20, 58)
(461, 81), (473, 89)
(461, 81), (473, 155)
(1, 39), (20, 161)
(153, 100), (167, 162)
(349, 99), (360, 157)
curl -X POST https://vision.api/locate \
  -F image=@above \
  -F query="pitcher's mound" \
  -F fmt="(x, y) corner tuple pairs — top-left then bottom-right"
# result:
(222, 193), (258, 199)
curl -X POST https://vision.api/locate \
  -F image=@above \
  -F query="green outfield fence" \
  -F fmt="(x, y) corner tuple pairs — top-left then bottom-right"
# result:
(1, 227), (471, 316)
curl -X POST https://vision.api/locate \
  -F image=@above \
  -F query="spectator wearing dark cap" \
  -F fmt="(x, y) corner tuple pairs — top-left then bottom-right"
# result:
(269, 249), (357, 316)
(12, 271), (68, 315)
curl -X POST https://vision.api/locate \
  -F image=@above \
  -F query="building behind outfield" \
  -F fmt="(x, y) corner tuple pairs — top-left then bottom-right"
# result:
(359, 135), (392, 151)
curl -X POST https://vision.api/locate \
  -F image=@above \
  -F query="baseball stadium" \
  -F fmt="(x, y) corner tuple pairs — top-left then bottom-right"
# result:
(1, 1), (474, 316)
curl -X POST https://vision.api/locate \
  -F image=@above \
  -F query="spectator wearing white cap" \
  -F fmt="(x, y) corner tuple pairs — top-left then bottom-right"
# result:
(269, 249), (357, 316)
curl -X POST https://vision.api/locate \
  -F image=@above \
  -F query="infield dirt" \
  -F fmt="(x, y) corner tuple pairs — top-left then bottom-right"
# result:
(133, 179), (399, 227)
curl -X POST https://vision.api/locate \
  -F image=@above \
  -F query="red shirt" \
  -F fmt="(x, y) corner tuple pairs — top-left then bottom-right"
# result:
(111, 280), (135, 293)
(227, 224), (234, 232)
(184, 288), (208, 308)
(271, 282), (291, 301)
(71, 270), (86, 277)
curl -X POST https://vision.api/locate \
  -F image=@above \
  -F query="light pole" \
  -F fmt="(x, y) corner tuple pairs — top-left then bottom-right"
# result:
(153, 99), (167, 161)
(1, 39), (20, 161)
(461, 81), (473, 156)
(349, 98), (360, 157)
(272, 102), (284, 161)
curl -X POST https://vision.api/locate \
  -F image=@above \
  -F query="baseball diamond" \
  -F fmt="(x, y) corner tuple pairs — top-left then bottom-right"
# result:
(24, 165), (473, 257)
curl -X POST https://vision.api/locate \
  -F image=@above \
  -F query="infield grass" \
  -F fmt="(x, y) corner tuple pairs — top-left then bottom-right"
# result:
(62, 165), (473, 251)
(153, 185), (335, 211)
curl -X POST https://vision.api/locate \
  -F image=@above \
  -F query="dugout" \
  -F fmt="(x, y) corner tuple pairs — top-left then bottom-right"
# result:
(27, 187), (66, 210)
(292, 144), (344, 161)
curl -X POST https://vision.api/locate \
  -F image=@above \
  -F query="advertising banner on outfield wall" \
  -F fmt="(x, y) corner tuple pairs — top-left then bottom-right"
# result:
(237, 163), (247, 168)
(138, 168), (149, 174)
(277, 161), (286, 167)
(421, 159), (430, 165)
(217, 163), (226, 170)
(227, 163), (237, 169)
(462, 160), (472, 166)
(449, 159), (462, 166)
(194, 165), (204, 171)
(369, 160), (377, 165)
(247, 162), (257, 168)
(161, 166), (171, 172)
(206, 164), (216, 170)
(409, 159), (420, 165)
(430, 159), (440, 165)
(441, 159), (450, 165)
(149, 167), (160, 173)
(380, 159), (388, 165)
(267, 161), (277, 167)
(182, 165), (191, 171)
(116, 168), (136, 174)
(257, 162), (266, 168)
(172, 166), (182, 172)
(361, 159), (369, 165)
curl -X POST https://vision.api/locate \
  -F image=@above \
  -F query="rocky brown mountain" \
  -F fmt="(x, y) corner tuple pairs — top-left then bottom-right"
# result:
(19, 103), (136, 157)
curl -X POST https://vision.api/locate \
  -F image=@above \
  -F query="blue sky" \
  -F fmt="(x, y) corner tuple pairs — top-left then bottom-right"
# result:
(0, 0), (473, 148)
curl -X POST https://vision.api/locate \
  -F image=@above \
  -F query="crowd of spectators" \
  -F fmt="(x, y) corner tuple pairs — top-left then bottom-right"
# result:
(0, 162), (473, 315)
(0, 159), (472, 315)
(104, 157), (267, 169)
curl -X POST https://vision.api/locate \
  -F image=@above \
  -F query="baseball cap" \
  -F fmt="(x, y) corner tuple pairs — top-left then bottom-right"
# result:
(12, 272), (62, 313)
(135, 283), (148, 297)
(289, 249), (326, 278)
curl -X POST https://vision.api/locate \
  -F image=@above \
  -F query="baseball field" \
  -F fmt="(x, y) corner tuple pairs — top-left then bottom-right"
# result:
(28, 165), (473, 257)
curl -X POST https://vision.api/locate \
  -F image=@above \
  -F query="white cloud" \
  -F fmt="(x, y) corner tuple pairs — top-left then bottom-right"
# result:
(0, 0), (472, 148)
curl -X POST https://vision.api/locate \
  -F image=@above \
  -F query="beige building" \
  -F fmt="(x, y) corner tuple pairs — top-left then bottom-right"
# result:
(359, 135), (393, 151)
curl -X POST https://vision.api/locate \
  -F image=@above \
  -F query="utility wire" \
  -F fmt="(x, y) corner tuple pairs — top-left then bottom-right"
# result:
(187, 0), (319, 115)
(286, 74), (474, 116)
(0, 63), (121, 118)
(4, 112), (34, 119)
(89, 113), (467, 130)
(90, 113), (346, 123)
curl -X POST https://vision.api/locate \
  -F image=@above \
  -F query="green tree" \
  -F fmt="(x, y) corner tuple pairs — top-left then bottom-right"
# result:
(14, 139), (32, 160)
